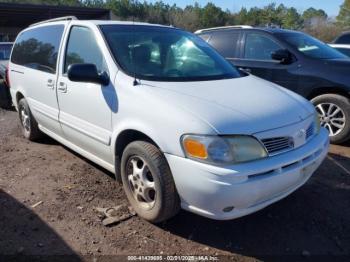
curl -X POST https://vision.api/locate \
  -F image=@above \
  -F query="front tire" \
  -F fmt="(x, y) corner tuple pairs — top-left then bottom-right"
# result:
(121, 141), (180, 223)
(18, 98), (43, 141)
(312, 94), (350, 144)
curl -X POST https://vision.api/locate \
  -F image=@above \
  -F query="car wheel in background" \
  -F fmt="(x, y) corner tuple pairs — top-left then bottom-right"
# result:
(312, 94), (350, 144)
(0, 81), (12, 109)
(121, 141), (180, 223)
(18, 98), (43, 141)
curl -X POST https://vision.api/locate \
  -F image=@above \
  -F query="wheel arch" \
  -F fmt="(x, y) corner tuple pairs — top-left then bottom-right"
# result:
(306, 86), (350, 101)
(14, 91), (25, 109)
(113, 129), (162, 183)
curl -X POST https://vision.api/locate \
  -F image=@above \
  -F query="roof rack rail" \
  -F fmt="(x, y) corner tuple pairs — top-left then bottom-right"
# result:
(195, 25), (253, 34)
(30, 16), (77, 27)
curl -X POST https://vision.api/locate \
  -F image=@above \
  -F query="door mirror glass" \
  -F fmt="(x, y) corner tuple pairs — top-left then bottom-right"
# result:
(271, 49), (292, 63)
(67, 63), (109, 86)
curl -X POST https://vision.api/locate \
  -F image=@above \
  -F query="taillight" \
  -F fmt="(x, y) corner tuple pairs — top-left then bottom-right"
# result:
(5, 66), (10, 88)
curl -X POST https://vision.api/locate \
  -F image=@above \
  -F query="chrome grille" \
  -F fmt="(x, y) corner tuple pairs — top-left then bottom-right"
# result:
(261, 137), (293, 155)
(306, 124), (314, 140)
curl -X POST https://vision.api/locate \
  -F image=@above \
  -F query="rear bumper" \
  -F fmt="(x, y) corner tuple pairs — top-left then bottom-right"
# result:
(165, 128), (329, 220)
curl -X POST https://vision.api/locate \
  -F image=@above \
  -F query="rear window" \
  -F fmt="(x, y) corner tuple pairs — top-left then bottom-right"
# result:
(11, 25), (64, 74)
(208, 31), (239, 58)
(0, 44), (12, 60)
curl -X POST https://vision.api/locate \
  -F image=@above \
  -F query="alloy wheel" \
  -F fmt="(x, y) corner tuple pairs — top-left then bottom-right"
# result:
(316, 103), (346, 136)
(126, 156), (156, 210)
(20, 106), (30, 132)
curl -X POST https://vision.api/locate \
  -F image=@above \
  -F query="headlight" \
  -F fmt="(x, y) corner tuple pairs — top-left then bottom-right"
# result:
(181, 135), (268, 165)
(315, 112), (321, 134)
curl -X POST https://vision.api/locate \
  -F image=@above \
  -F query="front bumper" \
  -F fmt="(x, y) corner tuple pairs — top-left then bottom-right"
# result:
(165, 128), (329, 220)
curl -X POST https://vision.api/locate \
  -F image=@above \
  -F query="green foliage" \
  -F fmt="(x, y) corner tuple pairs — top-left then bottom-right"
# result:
(230, 3), (303, 29)
(199, 3), (226, 28)
(282, 7), (302, 29)
(2, 0), (349, 42)
(302, 7), (328, 20)
(337, 0), (350, 28)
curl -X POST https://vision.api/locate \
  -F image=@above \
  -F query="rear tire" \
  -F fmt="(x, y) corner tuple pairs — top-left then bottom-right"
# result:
(0, 81), (12, 109)
(312, 94), (350, 144)
(121, 141), (180, 223)
(18, 98), (43, 141)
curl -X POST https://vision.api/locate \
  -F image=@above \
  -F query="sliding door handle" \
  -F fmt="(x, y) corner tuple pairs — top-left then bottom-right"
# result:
(47, 79), (54, 89)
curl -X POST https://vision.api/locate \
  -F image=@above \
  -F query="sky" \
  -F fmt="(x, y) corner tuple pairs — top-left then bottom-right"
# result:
(148, 0), (344, 17)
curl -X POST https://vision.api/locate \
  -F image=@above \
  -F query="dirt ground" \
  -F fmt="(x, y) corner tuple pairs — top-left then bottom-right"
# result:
(0, 92), (350, 261)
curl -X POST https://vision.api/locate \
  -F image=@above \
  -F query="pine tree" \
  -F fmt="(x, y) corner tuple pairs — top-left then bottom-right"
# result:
(337, 0), (350, 28)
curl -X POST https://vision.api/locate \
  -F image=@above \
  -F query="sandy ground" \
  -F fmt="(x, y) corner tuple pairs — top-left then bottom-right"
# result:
(0, 93), (349, 261)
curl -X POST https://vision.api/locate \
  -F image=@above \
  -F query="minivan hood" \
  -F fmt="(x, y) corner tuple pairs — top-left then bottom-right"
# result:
(143, 75), (314, 135)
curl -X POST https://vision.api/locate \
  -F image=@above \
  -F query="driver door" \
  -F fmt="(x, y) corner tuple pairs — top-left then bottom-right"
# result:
(57, 25), (114, 164)
(234, 32), (300, 93)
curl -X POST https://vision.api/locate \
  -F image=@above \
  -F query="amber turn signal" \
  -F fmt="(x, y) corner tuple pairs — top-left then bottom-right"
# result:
(183, 138), (208, 159)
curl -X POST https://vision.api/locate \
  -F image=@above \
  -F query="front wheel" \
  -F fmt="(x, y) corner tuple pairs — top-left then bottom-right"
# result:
(312, 94), (350, 144)
(121, 141), (180, 223)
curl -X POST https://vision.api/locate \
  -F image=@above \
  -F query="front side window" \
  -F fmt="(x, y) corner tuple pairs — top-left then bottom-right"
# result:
(280, 32), (347, 59)
(100, 25), (241, 82)
(64, 26), (106, 73)
(0, 44), (12, 60)
(11, 25), (64, 73)
(244, 33), (282, 61)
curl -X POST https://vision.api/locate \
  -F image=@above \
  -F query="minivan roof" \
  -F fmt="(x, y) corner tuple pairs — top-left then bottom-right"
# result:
(29, 16), (174, 29)
(89, 20), (174, 28)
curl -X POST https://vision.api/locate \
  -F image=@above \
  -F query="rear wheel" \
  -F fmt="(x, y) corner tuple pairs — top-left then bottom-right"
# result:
(121, 141), (180, 223)
(18, 98), (43, 141)
(312, 94), (350, 144)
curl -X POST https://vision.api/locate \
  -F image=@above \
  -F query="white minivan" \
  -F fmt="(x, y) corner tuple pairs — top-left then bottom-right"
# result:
(9, 17), (329, 222)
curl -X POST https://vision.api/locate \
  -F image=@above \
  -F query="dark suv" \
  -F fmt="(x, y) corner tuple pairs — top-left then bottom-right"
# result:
(196, 26), (350, 144)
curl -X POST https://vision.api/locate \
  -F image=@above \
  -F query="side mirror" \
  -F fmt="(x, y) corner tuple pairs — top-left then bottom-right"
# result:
(271, 49), (292, 64)
(67, 63), (109, 86)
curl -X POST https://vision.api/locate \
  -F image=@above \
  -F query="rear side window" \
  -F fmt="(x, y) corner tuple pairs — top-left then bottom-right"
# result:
(11, 25), (64, 74)
(208, 31), (239, 58)
(198, 33), (211, 42)
(335, 33), (350, 44)
(64, 26), (106, 73)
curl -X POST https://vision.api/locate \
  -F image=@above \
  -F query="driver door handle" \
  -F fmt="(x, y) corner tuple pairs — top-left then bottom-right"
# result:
(58, 82), (67, 93)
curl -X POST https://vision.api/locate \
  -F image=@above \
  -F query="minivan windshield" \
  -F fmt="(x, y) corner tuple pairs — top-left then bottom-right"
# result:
(279, 32), (347, 59)
(100, 25), (241, 81)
